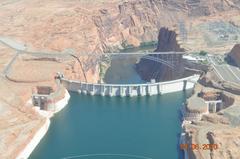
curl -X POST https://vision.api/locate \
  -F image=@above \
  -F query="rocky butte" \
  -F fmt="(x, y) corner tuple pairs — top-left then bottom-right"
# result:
(0, 0), (240, 159)
(136, 27), (185, 82)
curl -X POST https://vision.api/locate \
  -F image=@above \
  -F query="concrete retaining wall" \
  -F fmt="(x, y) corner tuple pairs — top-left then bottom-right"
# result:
(47, 89), (70, 113)
(61, 74), (200, 96)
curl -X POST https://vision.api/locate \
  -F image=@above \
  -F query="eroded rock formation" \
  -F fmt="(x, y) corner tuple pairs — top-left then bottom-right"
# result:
(183, 84), (240, 159)
(136, 27), (185, 82)
(155, 27), (185, 52)
(0, 1), (240, 159)
(0, 0), (240, 82)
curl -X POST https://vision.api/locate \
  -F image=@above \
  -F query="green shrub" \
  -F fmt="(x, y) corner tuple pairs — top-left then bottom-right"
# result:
(199, 51), (208, 56)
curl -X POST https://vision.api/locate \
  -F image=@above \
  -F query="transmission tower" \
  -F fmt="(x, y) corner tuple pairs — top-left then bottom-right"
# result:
(178, 20), (188, 42)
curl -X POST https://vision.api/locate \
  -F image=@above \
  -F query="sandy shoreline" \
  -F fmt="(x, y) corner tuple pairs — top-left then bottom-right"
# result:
(16, 119), (50, 159)
(16, 89), (70, 159)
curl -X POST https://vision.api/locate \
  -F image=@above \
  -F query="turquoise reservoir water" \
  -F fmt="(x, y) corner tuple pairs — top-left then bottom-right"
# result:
(104, 56), (145, 84)
(104, 45), (156, 84)
(29, 91), (189, 159)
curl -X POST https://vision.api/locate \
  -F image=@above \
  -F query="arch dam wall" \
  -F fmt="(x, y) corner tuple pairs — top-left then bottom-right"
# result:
(61, 74), (200, 97)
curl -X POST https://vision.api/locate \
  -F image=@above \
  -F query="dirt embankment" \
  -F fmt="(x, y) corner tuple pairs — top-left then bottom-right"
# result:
(183, 84), (240, 159)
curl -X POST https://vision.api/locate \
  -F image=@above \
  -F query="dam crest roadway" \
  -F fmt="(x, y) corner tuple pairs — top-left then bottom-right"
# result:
(60, 74), (200, 97)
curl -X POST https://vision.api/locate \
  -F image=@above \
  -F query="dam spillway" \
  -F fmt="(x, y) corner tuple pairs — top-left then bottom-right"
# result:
(60, 74), (200, 97)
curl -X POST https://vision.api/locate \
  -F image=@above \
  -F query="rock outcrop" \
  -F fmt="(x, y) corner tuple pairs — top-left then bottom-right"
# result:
(136, 27), (185, 82)
(155, 27), (185, 52)
(0, 0), (240, 82)
(184, 122), (240, 159)
(0, 1), (240, 158)
(183, 84), (240, 159)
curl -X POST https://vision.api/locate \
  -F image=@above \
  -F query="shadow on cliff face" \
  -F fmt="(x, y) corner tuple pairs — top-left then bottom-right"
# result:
(136, 27), (192, 82)
(227, 44), (240, 67)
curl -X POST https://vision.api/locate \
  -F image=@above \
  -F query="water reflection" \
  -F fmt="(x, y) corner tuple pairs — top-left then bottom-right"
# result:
(104, 45), (156, 84)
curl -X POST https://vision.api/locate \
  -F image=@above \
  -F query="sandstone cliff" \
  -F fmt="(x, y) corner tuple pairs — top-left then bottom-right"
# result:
(135, 27), (185, 82)
(155, 27), (185, 52)
(0, 0), (240, 82)
(0, 1), (240, 158)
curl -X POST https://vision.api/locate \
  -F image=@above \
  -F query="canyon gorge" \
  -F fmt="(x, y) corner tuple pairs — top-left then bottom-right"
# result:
(1, 0), (240, 159)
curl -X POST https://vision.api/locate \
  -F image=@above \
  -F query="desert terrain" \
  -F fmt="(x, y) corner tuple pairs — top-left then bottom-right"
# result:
(1, 0), (240, 158)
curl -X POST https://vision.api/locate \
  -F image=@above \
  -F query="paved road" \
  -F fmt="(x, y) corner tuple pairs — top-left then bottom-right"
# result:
(208, 55), (240, 84)
(227, 65), (240, 81)
(212, 64), (240, 84)
(0, 37), (26, 51)
(22, 51), (72, 58)
(2, 51), (19, 76)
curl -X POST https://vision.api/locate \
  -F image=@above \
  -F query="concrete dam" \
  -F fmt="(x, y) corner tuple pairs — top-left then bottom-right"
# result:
(60, 74), (200, 97)
(59, 51), (200, 97)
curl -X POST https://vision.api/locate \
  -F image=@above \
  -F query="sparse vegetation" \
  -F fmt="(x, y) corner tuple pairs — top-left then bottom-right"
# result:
(199, 50), (208, 56)
(140, 41), (158, 47)
(200, 59), (209, 65)
(121, 40), (135, 49)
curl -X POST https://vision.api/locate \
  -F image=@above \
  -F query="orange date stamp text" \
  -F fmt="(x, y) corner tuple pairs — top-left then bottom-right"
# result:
(180, 144), (219, 150)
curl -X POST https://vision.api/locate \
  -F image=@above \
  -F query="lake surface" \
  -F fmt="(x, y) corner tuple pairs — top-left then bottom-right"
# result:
(30, 44), (187, 159)
(104, 55), (145, 84)
(104, 45), (156, 84)
(29, 91), (189, 159)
